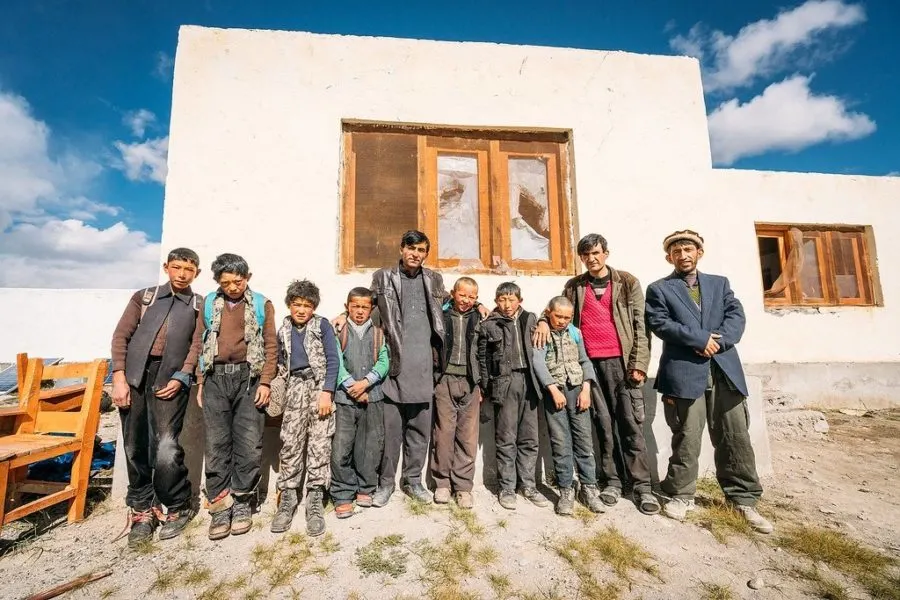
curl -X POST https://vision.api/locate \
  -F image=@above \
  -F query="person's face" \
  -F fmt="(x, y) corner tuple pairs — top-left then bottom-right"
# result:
(579, 244), (609, 277)
(218, 272), (251, 300)
(666, 242), (703, 274)
(163, 259), (200, 291)
(450, 282), (478, 313)
(547, 305), (574, 330)
(495, 293), (521, 318)
(399, 242), (429, 272)
(346, 296), (373, 326)
(289, 298), (316, 326)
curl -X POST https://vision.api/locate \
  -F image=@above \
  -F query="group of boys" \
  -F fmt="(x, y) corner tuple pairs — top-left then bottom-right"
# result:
(110, 228), (772, 549)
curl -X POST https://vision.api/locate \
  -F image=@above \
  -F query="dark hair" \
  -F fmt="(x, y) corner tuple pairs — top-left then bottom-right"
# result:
(346, 286), (374, 304)
(285, 279), (321, 308)
(211, 253), (250, 281)
(400, 230), (430, 253)
(495, 282), (522, 300)
(577, 233), (608, 255)
(167, 247), (200, 267)
(547, 295), (573, 312)
(453, 276), (478, 291)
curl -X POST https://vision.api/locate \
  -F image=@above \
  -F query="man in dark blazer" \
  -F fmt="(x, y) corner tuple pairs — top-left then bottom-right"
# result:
(645, 230), (772, 534)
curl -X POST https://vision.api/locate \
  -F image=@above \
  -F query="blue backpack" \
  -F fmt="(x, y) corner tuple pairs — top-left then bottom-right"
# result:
(566, 323), (583, 345)
(202, 291), (267, 332)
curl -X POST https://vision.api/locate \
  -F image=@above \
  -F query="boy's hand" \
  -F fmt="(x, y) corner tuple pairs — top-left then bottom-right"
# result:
(331, 313), (348, 332)
(549, 386), (566, 410)
(358, 392), (369, 404)
(111, 371), (130, 408)
(154, 379), (182, 400)
(577, 383), (591, 412)
(629, 370), (646, 385)
(318, 391), (334, 417)
(255, 384), (271, 408)
(532, 321), (550, 349)
(196, 383), (203, 408)
(348, 379), (368, 399)
(476, 304), (491, 320)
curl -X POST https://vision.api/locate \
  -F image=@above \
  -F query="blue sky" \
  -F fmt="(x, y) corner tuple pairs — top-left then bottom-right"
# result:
(0, 0), (897, 287)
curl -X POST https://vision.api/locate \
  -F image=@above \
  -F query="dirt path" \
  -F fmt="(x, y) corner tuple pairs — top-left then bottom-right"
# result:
(1, 410), (898, 600)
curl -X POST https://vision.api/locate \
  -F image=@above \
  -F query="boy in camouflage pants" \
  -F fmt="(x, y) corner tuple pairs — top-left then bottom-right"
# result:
(271, 280), (339, 536)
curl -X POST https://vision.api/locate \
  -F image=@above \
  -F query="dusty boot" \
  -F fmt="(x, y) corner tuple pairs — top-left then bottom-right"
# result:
(736, 505), (774, 534)
(433, 487), (452, 504)
(230, 500), (252, 536)
(578, 485), (606, 514)
(127, 508), (158, 548)
(270, 489), (299, 534)
(305, 487), (326, 537)
(158, 506), (195, 541)
(556, 487), (575, 516)
(208, 507), (232, 540)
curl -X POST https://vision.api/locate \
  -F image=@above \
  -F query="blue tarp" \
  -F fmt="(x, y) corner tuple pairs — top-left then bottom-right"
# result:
(26, 440), (116, 482)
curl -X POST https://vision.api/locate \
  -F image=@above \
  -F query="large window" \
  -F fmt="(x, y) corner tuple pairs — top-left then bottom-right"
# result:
(341, 122), (575, 274)
(755, 223), (879, 307)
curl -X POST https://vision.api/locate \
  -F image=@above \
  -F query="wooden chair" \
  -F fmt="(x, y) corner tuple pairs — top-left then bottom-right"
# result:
(0, 357), (107, 531)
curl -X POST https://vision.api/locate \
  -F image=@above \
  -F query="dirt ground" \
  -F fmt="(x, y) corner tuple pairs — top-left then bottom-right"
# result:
(1, 409), (898, 600)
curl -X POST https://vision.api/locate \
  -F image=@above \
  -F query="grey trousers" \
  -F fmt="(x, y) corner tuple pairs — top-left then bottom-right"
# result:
(493, 371), (539, 493)
(379, 399), (432, 488)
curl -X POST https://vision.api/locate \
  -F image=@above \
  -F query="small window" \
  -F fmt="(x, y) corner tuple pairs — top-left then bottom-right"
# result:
(755, 224), (878, 307)
(341, 122), (575, 274)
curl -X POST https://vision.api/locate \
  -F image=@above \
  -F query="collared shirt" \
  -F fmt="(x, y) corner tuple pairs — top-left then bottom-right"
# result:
(679, 271), (701, 309)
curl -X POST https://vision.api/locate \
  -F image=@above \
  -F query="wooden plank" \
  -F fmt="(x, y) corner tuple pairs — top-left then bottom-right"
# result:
(41, 364), (92, 380)
(343, 119), (570, 143)
(16, 480), (67, 495)
(39, 384), (86, 402)
(34, 411), (81, 435)
(0, 461), (8, 530)
(15, 359), (44, 435)
(556, 142), (576, 274)
(544, 153), (563, 271)
(477, 149), (492, 270)
(9, 441), (80, 470)
(3, 487), (76, 525)
(417, 136), (437, 257)
(0, 407), (26, 418)
(69, 359), (105, 522)
(340, 131), (356, 271)
(16, 353), (27, 399)
(488, 140), (509, 271)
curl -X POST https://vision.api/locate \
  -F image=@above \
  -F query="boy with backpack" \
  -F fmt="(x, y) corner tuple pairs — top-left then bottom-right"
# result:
(269, 279), (340, 537)
(531, 296), (606, 516)
(431, 277), (482, 509)
(329, 287), (389, 519)
(197, 253), (277, 541)
(110, 247), (204, 547)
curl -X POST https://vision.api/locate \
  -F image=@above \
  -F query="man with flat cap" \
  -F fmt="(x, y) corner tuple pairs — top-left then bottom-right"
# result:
(645, 230), (772, 533)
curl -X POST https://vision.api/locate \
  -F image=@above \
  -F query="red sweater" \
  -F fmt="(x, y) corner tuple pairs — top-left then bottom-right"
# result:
(581, 284), (622, 359)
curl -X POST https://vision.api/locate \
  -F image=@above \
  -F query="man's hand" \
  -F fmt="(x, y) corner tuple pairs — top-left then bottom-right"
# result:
(629, 370), (646, 385)
(331, 313), (348, 332)
(549, 386), (566, 410)
(697, 333), (721, 358)
(318, 391), (334, 417)
(111, 371), (130, 409)
(347, 379), (368, 399)
(254, 384), (271, 408)
(154, 379), (183, 400)
(577, 383), (591, 411)
(357, 392), (369, 404)
(196, 383), (203, 407)
(476, 304), (491, 320)
(532, 320), (551, 349)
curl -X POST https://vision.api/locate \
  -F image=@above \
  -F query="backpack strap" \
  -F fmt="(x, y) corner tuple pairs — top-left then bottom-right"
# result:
(251, 291), (267, 329)
(338, 325), (349, 353)
(139, 286), (159, 322)
(567, 323), (582, 345)
(203, 293), (216, 330)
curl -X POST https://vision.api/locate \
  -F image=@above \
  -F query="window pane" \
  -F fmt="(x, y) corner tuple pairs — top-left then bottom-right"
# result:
(800, 237), (824, 299)
(832, 236), (860, 299)
(757, 237), (785, 298)
(508, 157), (550, 261)
(437, 154), (481, 263)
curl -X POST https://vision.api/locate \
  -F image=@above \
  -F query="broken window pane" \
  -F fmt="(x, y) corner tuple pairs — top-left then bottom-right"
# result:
(832, 236), (860, 299)
(508, 157), (550, 261)
(757, 237), (785, 298)
(437, 154), (481, 263)
(800, 237), (824, 299)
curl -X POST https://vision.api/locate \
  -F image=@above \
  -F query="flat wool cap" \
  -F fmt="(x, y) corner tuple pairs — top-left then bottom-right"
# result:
(663, 230), (704, 252)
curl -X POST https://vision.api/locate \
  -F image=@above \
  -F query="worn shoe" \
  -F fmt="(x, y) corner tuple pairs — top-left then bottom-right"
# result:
(736, 505), (774, 534)
(635, 492), (661, 516)
(498, 489), (517, 510)
(335, 503), (355, 519)
(208, 507), (232, 540)
(402, 482), (433, 505)
(662, 498), (695, 522)
(599, 486), (621, 506)
(271, 489), (299, 533)
(456, 491), (474, 509)
(433, 487), (452, 504)
(158, 507), (195, 541)
(127, 508), (158, 548)
(231, 501), (252, 536)
(578, 484), (606, 514)
(356, 493), (373, 508)
(521, 487), (550, 508)
(556, 487), (576, 516)
(372, 485), (394, 508)
(306, 488), (326, 537)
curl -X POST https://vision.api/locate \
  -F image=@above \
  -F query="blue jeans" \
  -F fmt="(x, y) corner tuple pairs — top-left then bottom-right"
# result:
(544, 384), (597, 489)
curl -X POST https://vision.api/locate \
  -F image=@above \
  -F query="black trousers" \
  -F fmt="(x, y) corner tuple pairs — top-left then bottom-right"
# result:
(379, 399), (432, 488)
(493, 371), (539, 493)
(331, 401), (385, 504)
(119, 359), (191, 511)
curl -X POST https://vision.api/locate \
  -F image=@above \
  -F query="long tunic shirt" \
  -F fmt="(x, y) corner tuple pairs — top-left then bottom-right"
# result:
(382, 268), (435, 404)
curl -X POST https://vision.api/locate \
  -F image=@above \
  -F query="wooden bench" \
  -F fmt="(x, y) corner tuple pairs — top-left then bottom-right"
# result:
(0, 357), (107, 530)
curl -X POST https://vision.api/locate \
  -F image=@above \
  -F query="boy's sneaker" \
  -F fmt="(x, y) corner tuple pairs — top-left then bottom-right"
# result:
(271, 489), (299, 533)
(556, 487), (576, 516)
(402, 482), (433, 505)
(635, 491), (661, 516)
(158, 506), (195, 541)
(433, 487), (452, 504)
(736, 505), (774, 534)
(520, 487), (550, 508)
(662, 498), (695, 522)
(127, 508), (158, 548)
(230, 501), (252, 536)
(498, 490), (517, 510)
(356, 493), (373, 508)
(306, 488), (326, 537)
(456, 491), (474, 510)
(372, 485), (394, 507)
(208, 507), (232, 540)
(578, 485), (606, 514)
(599, 486), (621, 506)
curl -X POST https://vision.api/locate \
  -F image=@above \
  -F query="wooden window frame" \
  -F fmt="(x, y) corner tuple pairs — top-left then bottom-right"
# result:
(755, 223), (878, 308)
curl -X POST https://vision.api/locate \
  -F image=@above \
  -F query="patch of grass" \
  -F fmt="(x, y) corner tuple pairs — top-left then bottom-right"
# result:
(98, 586), (119, 599)
(779, 525), (896, 580)
(406, 495), (434, 516)
(449, 502), (486, 536)
(183, 563), (213, 588)
(557, 526), (658, 582)
(859, 571), (900, 600)
(229, 573), (249, 590)
(148, 566), (179, 594)
(496, 519), (508, 529)
(793, 566), (850, 600)
(698, 582), (734, 600)
(355, 534), (408, 578)
(417, 536), (476, 583)
(286, 531), (308, 547)
(243, 588), (264, 600)
(519, 583), (569, 600)
(688, 498), (753, 544)
(694, 476), (723, 500)
(473, 545), (498, 565)
(347, 591), (364, 600)
(319, 531), (341, 553)
(427, 585), (480, 600)
(131, 538), (159, 555)
(197, 580), (228, 600)
(307, 563), (330, 578)
(488, 573), (511, 598)
(288, 587), (305, 600)
(574, 504), (598, 526)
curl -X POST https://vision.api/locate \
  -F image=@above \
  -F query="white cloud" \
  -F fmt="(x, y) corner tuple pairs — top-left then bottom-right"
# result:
(671, 0), (865, 92)
(154, 51), (175, 80)
(887, 171), (900, 177)
(708, 75), (876, 165)
(114, 137), (168, 184)
(123, 108), (157, 137)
